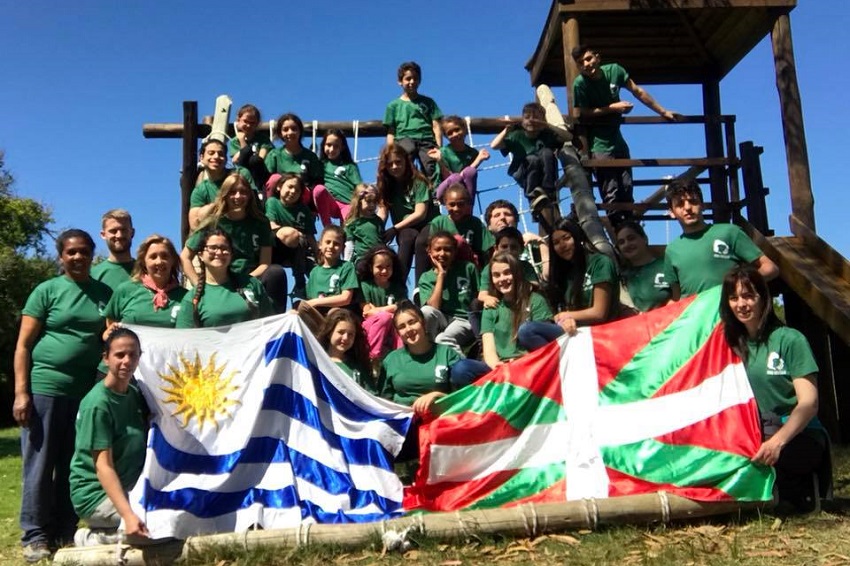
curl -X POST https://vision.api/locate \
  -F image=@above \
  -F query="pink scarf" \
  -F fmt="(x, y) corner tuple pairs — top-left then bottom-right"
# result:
(141, 274), (179, 310)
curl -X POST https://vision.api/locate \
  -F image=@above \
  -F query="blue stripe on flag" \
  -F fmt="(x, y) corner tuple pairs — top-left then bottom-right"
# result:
(264, 332), (410, 437)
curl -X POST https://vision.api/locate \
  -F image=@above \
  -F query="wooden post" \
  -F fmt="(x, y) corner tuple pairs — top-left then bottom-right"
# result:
(771, 13), (816, 232)
(561, 17), (580, 113)
(180, 101), (199, 245)
(702, 79), (729, 223)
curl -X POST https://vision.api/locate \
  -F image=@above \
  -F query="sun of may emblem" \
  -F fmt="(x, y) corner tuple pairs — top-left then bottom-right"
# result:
(159, 352), (240, 431)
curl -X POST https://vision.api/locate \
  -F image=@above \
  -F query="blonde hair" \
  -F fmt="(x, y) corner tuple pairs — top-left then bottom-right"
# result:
(101, 208), (133, 228)
(131, 234), (181, 283)
(345, 183), (380, 224)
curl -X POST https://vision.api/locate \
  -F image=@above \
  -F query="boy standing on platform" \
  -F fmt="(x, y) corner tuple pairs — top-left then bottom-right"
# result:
(383, 61), (443, 184)
(571, 45), (681, 227)
(664, 179), (778, 300)
(91, 209), (135, 291)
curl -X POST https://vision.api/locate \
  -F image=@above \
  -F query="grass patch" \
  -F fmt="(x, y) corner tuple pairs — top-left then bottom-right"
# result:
(2, 427), (850, 564)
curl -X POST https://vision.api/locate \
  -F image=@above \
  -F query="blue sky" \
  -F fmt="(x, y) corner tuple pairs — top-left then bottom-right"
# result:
(2, 2), (848, 258)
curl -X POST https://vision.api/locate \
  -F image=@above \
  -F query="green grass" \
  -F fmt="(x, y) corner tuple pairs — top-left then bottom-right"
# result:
(2, 426), (850, 565)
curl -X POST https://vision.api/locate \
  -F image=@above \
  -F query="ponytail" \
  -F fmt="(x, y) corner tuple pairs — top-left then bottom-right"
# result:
(192, 259), (207, 328)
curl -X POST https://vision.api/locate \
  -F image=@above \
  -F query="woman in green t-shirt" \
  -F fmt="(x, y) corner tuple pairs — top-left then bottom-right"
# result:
(482, 253), (561, 369)
(14, 229), (112, 559)
(176, 229), (274, 328)
(720, 265), (828, 512)
(546, 218), (618, 334)
(614, 221), (670, 313)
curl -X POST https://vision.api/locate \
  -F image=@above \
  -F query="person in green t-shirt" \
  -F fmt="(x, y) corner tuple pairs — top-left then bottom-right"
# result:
(427, 115), (490, 202)
(664, 179), (778, 300)
(176, 229), (274, 328)
(189, 139), (258, 231)
(571, 44), (681, 227)
(356, 245), (408, 362)
(316, 310), (378, 395)
(265, 173), (317, 299)
(428, 184), (494, 268)
(91, 208), (135, 292)
(720, 265), (828, 513)
(14, 229), (112, 557)
(314, 129), (364, 226)
(229, 103), (273, 190)
(482, 253), (560, 369)
(264, 112), (324, 193)
(182, 173), (288, 312)
(343, 184), (385, 263)
(70, 328), (149, 546)
(614, 221), (670, 313)
(383, 61), (443, 185)
(376, 144), (434, 282)
(418, 231), (479, 355)
(546, 218), (619, 334)
(478, 227), (540, 308)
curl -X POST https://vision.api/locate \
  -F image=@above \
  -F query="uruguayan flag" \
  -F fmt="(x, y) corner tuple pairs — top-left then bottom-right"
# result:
(126, 314), (412, 540)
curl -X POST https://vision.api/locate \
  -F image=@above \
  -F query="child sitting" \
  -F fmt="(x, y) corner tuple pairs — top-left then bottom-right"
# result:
(478, 227), (539, 308)
(343, 184), (385, 263)
(383, 61), (443, 185)
(314, 129), (364, 226)
(317, 310), (378, 395)
(356, 245), (407, 365)
(428, 115), (490, 202)
(264, 173), (317, 299)
(429, 183), (494, 266)
(418, 231), (479, 355)
(264, 112), (324, 203)
(229, 103), (273, 189)
(189, 138), (257, 230)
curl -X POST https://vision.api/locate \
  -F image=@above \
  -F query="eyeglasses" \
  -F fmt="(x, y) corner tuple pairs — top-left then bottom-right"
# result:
(204, 245), (231, 255)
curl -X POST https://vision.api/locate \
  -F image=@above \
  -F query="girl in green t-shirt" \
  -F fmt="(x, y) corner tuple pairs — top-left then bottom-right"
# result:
(265, 173), (317, 299)
(264, 112), (324, 190)
(481, 253), (560, 369)
(376, 144), (433, 281)
(614, 221), (670, 313)
(356, 245), (407, 361)
(316, 310), (376, 395)
(546, 218), (618, 334)
(344, 184), (385, 263)
(315, 129), (364, 226)
(429, 115), (490, 202)
(720, 265), (827, 512)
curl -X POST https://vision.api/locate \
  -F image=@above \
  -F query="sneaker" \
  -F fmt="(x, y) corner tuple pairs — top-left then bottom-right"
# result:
(22, 542), (51, 563)
(74, 527), (121, 547)
(528, 187), (550, 212)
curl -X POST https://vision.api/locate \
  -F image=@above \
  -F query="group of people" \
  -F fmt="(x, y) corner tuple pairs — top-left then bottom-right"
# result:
(11, 52), (828, 562)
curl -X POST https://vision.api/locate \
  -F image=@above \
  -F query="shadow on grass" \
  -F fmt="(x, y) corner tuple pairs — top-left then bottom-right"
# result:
(0, 435), (19, 459)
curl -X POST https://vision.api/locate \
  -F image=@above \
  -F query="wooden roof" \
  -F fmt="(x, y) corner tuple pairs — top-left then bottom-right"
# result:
(526, 0), (797, 86)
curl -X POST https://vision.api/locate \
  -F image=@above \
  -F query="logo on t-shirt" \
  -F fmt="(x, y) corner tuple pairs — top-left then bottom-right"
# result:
(296, 212), (307, 228)
(170, 305), (181, 322)
(583, 272), (593, 291)
(609, 83), (619, 97)
(334, 165), (346, 177)
(462, 229), (474, 245)
(435, 365), (449, 384)
(653, 272), (670, 289)
(712, 239), (731, 259)
(351, 369), (361, 382)
(766, 352), (786, 375)
(97, 301), (107, 316)
(329, 274), (341, 294)
(457, 277), (471, 298)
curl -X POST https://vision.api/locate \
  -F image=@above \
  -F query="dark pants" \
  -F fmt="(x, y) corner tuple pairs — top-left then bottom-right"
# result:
(259, 264), (288, 313)
(395, 138), (440, 186)
(512, 148), (558, 199)
(20, 395), (80, 547)
(451, 359), (491, 388)
(237, 147), (270, 191)
(773, 429), (828, 512)
(592, 148), (634, 227)
(517, 321), (564, 351)
(272, 239), (314, 292)
(395, 224), (431, 284)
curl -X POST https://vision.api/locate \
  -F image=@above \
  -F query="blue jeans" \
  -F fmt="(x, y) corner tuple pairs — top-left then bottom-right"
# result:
(20, 394), (80, 546)
(451, 359), (491, 388)
(517, 321), (564, 351)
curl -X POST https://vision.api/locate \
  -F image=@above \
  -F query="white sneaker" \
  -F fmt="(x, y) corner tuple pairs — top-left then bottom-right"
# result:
(74, 528), (121, 547)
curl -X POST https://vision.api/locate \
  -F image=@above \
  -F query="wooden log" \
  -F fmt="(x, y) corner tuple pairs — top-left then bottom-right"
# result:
(53, 494), (770, 565)
(771, 13), (816, 231)
(562, 17), (580, 112)
(582, 157), (733, 168)
(179, 102), (198, 246)
(702, 79), (729, 222)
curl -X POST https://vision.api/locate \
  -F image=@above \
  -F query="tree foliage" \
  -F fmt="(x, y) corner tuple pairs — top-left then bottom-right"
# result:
(0, 152), (56, 424)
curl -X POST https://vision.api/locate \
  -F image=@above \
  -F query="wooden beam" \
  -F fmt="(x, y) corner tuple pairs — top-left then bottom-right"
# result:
(582, 157), (734, 168)
(561, 17), (580, 111)
(558, 0), (796, 11)
(525, 0), (564, 85)
(789, 214), (850, 285)
(179, 101), (198, 246)
(702, 79), (729, 222)
(771, 12), (816, 231)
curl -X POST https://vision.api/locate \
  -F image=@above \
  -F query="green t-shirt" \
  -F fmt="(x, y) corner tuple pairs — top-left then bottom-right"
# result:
(306, 260), (359, 300)
(500, 128), (561, 176)
(264, 146), (324, 186)
(572, 63), (630, 155)
(228, 134), (274, 159)
(563, 253), (619, 319)
(189, 168), (257, 208)
(69, 381), (147, 518)
(481, 293), (553, 361)
(187, 215), (274, 276)
(440, 145), (478, 173)
(322, 160), (363, 204)
(418, 261), (479, 319)
(429, 215), (495, 260)
(381, 344), (460, 406)
(360, 279), (408, 307)
(480, 260), (539, 292)
(176, 275), (273, 328)
(91, 260), (134, 292)
(345, 216), (384, 260)
(335, 359), (380, 396)
(663, 223), (763, 297)
(22, 276), (112, 398)
(383, 95), (443, 141)
(622, 257), (671, 312)
(103, 280), (187, 327)
(265, 197), (316, 235)
(745, 327), (818, 422)
(388, 178), (432, 226)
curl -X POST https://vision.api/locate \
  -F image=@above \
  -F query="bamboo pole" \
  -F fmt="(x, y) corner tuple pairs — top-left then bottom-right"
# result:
(53, 493), (769, 566)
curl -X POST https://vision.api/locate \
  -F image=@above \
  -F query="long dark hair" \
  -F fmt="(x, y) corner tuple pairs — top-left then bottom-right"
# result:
(489, 252), (536, 341)
(719, 265), (782, 364)
(376, 144), (430, 207)
(192, 229), (259, 327)
(318, 309), (369, 369)
(320, 129), (354, 164)
(546, 218), (598, 310)
(356, 245), (406, 289)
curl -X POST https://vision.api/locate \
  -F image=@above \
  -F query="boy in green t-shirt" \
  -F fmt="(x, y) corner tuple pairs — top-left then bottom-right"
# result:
(429, 184), (494, 267)
(383, 61), (443, 185)
(418, 231), (479, 355)
(229, 103), (273, 190)
(663, 179), (778, 299)
(91, 209), (135, 292)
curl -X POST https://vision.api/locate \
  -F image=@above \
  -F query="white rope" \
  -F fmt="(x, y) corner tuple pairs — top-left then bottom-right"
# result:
(352, 120), (360, 163)
(382, 525), (414, 553)
(455, 510), (470, 538)
(583, 498), (599, 530)
(464, 115), (474, 148)
(520, 503), (539, 537)
(269, 119), (276, 141)
(658, 490), (671, 524)
(311, 120), (318, 154)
